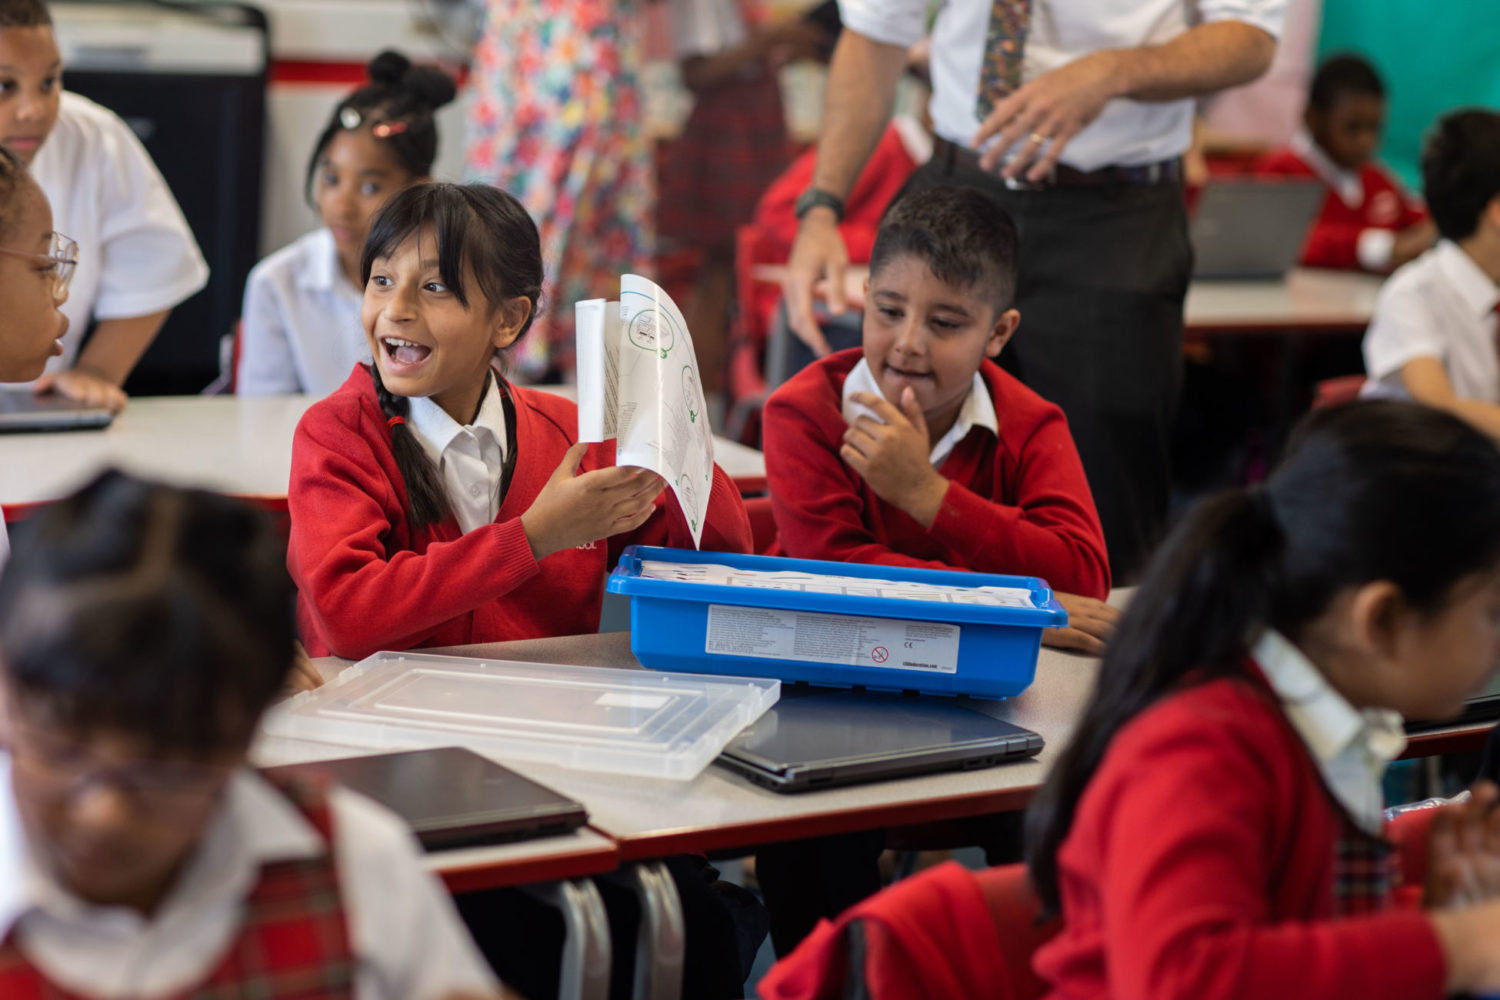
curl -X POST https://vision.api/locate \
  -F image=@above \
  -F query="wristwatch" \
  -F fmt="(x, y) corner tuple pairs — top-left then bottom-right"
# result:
(794, 187), (846, 223)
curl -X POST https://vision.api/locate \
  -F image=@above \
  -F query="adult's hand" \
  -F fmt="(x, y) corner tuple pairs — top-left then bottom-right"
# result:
(974, 50), (1123, 182)
(782, 207), (850, 357)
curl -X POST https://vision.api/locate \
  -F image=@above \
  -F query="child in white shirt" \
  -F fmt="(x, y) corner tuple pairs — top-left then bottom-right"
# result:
(1362, 109), (1500, 439)
(0, 0), (207, 412)
(238, 50), (454, 397)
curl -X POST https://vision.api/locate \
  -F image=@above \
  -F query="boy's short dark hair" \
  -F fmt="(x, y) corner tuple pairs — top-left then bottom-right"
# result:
(1422, 109), (1500, 242)
(0, 0), (51, 28)
(0, 471), (297, 754)
(869, 185), (1020, 311)
(1308, 53), (1384, 112)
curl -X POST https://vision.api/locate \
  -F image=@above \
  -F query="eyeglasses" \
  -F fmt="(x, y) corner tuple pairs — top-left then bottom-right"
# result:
(4, 727), (234, 812)
(0, 231), (79, 303)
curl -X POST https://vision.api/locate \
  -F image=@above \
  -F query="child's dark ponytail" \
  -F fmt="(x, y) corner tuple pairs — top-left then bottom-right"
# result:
(370, 362), (451, 530)
(304, 49), (458, 202)
(1027, 400), (1500, 917)
(361, 182), (543, 531)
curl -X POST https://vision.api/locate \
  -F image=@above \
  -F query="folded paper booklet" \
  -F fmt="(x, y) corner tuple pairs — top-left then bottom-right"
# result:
(576, 275), (715, 547)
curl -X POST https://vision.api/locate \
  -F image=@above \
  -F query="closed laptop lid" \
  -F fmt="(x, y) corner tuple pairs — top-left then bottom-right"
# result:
(720, 690), (1040, 777)
(265, 746), (587, 849)
(0, 389), (114, 433)
(1190, 178), (1326, 280)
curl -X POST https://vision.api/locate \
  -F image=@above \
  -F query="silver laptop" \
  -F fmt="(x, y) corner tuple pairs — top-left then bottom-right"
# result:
(715, 689), (1043, 793)
(0, 389), (114, 433)
(1190, 178), (1326, 280)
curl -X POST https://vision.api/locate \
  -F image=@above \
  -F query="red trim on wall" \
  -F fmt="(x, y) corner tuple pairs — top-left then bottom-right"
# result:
(269, 59), (470, 88)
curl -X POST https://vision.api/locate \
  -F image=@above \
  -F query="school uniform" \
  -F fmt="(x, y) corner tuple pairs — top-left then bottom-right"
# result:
(0, 760), (498, 999)
(288, 364), (753, 658)
(762, 348), (1110, 599)
(28, 92), (208, 376)
(1255, 131), (1428, 272)
(238, 228), (370, 396)
(1361, 240), (1500, 403)
(1034, 630), (1442, 1000)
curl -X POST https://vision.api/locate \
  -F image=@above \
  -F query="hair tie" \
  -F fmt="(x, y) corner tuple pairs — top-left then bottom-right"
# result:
(387, 415), (407, 430)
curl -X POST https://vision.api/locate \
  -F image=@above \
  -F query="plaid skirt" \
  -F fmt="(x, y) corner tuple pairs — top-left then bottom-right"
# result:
(659, 62), (793, 251)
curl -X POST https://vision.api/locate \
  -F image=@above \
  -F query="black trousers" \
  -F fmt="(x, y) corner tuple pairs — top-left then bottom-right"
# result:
(896, 158), (1191, 581)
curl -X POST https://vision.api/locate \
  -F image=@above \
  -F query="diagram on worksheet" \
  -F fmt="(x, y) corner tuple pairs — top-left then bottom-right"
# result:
(576, 275), (715, 547)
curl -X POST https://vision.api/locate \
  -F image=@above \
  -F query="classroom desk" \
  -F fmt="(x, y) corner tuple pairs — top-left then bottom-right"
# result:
(0, 393), (768, 510)
(749, 263), (1384, 336)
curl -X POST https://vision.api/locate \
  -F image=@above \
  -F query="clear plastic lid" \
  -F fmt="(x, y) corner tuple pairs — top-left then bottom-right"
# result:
(262, 652), (780, 781)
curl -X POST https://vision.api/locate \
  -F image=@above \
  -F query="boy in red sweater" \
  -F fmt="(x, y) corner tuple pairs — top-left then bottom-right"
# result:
(1255, 54), (1434, 272)
(762, 183), (1115, 653)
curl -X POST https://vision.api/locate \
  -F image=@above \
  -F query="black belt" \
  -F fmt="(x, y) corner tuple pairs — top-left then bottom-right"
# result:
(933, 137), (1181, 189)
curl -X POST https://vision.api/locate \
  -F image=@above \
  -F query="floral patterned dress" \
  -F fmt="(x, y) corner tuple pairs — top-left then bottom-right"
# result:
(466, 0), (654, 378)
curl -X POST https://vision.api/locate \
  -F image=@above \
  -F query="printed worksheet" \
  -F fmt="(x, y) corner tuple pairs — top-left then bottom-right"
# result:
(637, 560), (1038, 608)
(576, 276), (714, 547)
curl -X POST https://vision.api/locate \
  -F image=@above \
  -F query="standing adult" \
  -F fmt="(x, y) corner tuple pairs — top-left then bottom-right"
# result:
(783, 0), (1285, 579)
(466, 0), (653, 379)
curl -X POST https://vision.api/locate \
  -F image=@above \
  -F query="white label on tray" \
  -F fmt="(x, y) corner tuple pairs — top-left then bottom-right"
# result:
(704, 605), (960, 674)
(639, 560), (1036, 607)
(595, 691), (673, 710)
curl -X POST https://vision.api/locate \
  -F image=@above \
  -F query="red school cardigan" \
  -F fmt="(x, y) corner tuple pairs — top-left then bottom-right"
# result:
(1034, 673), (1446, 1000)
(288, 366), (753, 658)
(762, 349), (1110, 598)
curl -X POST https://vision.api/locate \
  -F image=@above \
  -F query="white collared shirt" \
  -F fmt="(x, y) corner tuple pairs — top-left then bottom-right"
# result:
(1252, 629), (1407, 834)
(30, 92), (209, 376)
(1289, 129), (1396, 271)
(841, 357), (998, 467)
(1362, 240), (1500, 403)
(238, 228), (371, 397)
(0, 520), (8, 573)
(407, 375), (509, 533)
(837, 0), (1286, 171)
(0, 760), (498, 999)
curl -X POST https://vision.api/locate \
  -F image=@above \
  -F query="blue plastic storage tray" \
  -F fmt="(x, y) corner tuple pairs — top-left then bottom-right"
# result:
(606, 546), (1068, 698)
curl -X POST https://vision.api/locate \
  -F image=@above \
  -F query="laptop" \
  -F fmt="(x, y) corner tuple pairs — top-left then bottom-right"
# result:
(715, 689), (1043, 793)
(0, 389), (114, 433)
(1190, 178), (1326, 280)
(265, 746), (588, 850)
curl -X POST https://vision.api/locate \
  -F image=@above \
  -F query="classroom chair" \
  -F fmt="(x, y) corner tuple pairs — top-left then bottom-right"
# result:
(757, 861), (1058, 1000)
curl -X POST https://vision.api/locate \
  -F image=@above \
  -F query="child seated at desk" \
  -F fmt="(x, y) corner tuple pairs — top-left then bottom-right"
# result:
(1255, 54), (1433, 273)
(0, 143), (71, 565)
(0, 0), (207, 412)
(287, 181), (751, 658)
(1027, 400), (1500, 1000)
(761, 184), (1115, 654)
(1360, 109), (1500, 437)
(238, 51), (455, 397)
(0, 471), (503, 999)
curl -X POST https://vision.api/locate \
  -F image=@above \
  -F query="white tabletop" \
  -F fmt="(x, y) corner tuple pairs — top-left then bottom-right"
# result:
(0, 392), (767, 507)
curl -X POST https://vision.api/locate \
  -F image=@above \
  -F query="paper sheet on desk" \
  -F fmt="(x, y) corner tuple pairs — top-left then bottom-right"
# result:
(576, 275), (714, 547)
(638, 560), (1037, 607)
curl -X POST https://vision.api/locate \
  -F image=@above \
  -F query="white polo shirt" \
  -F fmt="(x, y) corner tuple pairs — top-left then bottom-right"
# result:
(841, 357), (998, 467)
(407, 374), (510, 533)
(837, 0), (1286, 171)
(29, 92), (209, 375)
(1362, 241), (1500, 403)
(238, 228), (371, 397)
(0, 761), (499, 999)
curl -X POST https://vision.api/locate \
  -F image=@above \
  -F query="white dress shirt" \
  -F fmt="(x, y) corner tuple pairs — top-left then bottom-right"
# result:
(1252, 629), (1407, 834)
(0, 520), (8, 574)
(407, 374), (510, 533)
(1289, 129), (1397, 271)
(837, 0), (1286, 171)
(238, 228), (371, 397)
(0, 761), (499, 999)
(29, 92), (209, 375)
(1362, 240), (1500, 403)
(841, 357), (999, 467)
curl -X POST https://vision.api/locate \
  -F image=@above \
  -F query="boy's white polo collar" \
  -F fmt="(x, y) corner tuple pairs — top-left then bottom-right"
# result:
(0, 758), (322, 948)
(1251, 629), (1407, 834)
(1291, 129), (1363, 209)
(1433, 239), (1500, 318)
(842, 358), (997, 468)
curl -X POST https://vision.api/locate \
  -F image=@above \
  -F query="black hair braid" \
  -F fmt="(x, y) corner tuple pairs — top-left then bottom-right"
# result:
(369, 363), (451, 529)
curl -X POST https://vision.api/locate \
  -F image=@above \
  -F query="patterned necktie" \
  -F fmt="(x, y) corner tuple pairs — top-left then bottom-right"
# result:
(975, 0), (1033, 121)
